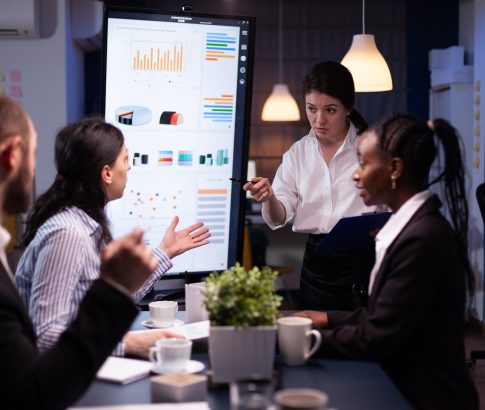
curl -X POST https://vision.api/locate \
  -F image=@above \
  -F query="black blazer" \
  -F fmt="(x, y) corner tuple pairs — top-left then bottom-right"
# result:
(320, 195), (479, 409)
(0, 265), (138, 410)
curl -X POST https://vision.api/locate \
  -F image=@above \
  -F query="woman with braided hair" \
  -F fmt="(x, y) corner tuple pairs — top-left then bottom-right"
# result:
(295, 113), (478, 409)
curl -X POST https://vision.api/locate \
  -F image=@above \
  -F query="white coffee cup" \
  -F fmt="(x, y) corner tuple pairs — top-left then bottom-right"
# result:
(149, 338), (193, 374)
(149, 300), (178, 328)
(274, 388), (328, 410)
(185, 282), (209, 323)
(277, 317), (322, 366)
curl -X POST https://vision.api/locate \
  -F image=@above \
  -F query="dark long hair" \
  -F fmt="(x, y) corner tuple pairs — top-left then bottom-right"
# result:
(21, 117), (124, 246)
(369, 112), (474, 297)
(302, 61), (367, 134)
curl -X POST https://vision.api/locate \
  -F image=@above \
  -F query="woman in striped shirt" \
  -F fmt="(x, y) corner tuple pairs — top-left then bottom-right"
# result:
(15, 117), (210, 357)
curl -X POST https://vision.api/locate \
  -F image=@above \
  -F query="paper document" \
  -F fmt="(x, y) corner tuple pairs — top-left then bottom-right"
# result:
(132, 320), (210, 341)
(173, 320), (210, 340)
(69, 403), (209, 410)
(96, 356), (153, 384)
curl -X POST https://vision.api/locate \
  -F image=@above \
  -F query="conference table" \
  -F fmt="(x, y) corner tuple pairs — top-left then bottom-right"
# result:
(75, 311), (412, 409)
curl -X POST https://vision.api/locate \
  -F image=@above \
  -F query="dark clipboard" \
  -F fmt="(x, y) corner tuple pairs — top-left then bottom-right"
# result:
(317, 211), (392, 251)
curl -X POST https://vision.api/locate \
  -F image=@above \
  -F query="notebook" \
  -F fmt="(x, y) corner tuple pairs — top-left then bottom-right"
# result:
(96, 356), (154, 384)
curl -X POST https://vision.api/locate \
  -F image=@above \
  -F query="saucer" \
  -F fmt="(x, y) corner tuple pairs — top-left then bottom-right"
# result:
(151, 360), (205, 375)
(141, 319), (184, 329)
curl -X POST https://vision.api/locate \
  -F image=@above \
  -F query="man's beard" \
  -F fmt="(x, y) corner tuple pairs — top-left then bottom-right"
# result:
(4, 164), (32, 215)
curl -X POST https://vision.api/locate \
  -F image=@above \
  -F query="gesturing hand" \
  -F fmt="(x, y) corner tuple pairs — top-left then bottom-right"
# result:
(159, 216), (211, 259)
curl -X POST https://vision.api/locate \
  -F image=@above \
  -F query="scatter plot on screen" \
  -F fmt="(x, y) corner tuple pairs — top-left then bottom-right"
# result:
(122, 182), (190, 219)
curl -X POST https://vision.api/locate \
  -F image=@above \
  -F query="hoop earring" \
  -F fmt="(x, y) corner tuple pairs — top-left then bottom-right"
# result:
(391, 178), (396, 190)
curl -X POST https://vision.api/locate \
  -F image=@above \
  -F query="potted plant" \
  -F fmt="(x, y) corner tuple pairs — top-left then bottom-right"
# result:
(202, 263), (282, 383)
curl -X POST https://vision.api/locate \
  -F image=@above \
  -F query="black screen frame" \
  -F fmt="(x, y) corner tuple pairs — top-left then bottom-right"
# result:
(101, 5), (256, 280)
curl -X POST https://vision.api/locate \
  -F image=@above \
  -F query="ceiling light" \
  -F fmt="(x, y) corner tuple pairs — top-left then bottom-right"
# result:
(341, 0), (393, 92)
(261, 0), (300, 121)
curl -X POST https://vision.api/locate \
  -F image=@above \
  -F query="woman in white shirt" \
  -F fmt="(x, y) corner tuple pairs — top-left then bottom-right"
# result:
(245, 61), (374, 310)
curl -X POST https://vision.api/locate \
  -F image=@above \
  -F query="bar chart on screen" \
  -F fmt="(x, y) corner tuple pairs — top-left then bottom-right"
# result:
(205, 31), (237, 61)
(196, 188), (229, 245)
(132, 41), (185, 73)
(202, 94), (234, 126)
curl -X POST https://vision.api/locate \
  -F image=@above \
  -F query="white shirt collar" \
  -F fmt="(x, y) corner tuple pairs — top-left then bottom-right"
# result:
(309, 121), (358, 154)
(375, 189), (434, 247)
(368, 189), (434, 294)
(0, 225), (14, 283)
(0, 225), (11, 250)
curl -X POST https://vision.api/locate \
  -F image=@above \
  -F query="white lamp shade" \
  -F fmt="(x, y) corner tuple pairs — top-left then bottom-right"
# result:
(341, 34), (393, 92)
(261, 84), (301, 121)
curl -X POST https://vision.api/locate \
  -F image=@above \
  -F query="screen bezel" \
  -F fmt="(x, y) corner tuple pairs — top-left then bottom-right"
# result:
(101, 5), (256, 279)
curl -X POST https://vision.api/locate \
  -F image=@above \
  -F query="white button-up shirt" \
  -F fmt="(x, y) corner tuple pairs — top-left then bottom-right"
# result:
(368, 189), (434, 295)
(263, 123), (375, 234)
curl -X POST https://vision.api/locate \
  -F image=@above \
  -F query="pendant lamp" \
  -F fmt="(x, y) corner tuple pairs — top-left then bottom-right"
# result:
(261, 0), (300, 121)
(341, 0), (393, 92)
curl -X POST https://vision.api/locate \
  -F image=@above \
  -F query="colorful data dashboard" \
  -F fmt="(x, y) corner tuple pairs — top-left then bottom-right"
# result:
(103, 8), (254, 276)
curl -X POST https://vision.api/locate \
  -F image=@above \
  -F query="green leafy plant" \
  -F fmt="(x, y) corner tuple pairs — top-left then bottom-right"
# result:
(202, 263), (282, 327)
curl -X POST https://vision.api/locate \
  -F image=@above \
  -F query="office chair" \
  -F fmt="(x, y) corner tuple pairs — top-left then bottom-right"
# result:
(466, 183), (485, 367)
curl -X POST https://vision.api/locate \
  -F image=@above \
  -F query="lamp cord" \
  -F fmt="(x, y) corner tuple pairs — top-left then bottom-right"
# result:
(362, 0), (366, 34)
(278, 0), (283, 83)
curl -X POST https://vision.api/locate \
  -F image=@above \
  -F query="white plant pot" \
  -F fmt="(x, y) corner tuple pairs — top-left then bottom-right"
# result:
(209, 325), (277, 384)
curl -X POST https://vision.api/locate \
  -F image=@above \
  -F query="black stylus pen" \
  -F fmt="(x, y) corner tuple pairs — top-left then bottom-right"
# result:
(229, 177), (250, 183)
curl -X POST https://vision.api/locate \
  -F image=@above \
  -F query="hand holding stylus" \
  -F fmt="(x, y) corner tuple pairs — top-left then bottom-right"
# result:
(243, 177), (274, 203)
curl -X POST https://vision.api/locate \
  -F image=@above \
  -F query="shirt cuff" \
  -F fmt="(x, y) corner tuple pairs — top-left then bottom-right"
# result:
(113, 340), (126, 356)
(152, 247), (173, 278)
(262, 201), (288, 230)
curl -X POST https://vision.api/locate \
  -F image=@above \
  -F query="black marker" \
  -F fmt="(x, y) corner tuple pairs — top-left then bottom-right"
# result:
(229, 177), (250, 183)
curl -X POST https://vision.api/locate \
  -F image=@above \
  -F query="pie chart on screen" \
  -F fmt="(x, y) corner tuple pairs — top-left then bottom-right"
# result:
(115, 106), (152, 126)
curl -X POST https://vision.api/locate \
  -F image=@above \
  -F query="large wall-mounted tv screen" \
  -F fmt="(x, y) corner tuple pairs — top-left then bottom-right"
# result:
(101, 6), (255, 277)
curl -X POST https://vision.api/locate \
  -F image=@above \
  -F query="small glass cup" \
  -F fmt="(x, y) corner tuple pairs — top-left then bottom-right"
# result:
(230, 377), (274, 410)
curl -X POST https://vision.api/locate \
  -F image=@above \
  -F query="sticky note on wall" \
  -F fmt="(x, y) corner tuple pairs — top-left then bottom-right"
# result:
(9, 84), (22, 98)
(9, 69), (22, 82)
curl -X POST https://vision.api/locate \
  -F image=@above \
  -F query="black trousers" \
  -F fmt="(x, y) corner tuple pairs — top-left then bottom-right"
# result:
(299, 234), (375, 311)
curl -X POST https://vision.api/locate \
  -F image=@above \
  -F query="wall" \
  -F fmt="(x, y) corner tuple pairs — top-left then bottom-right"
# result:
(452, 0), (485, 321)
(460, 0), (475, 64)
(407, 0), (459, 119)
(248, 0), (407, 180)
(472, 0), (485, 319)
(0, 0), (84, 197)
(435, 0), (485, 320)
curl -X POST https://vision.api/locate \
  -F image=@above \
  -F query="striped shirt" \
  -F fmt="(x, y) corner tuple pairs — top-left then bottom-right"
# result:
(15, 206), (172, 355)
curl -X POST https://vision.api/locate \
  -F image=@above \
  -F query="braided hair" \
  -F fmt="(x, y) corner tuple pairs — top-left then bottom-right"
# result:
(369, 112), (474, 298)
